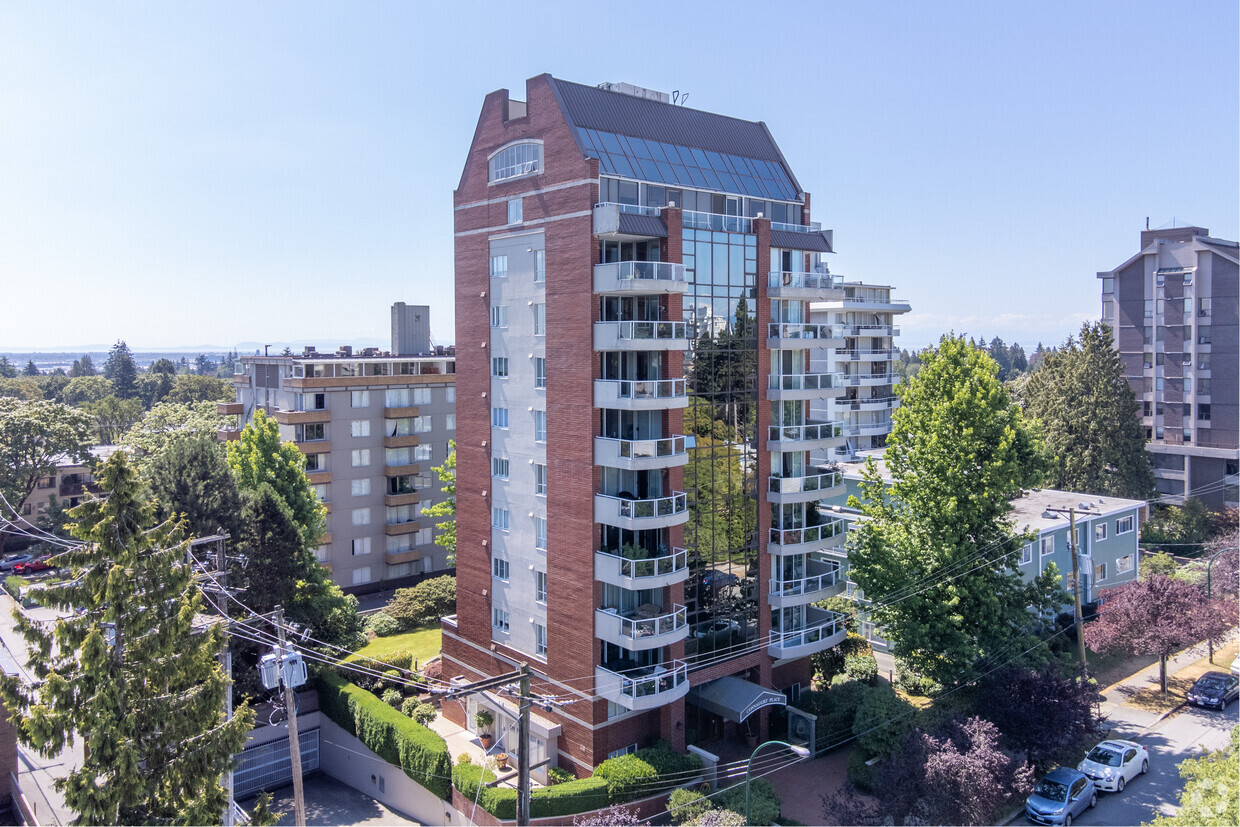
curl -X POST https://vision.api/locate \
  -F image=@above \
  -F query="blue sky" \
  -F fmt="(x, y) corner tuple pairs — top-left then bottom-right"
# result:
(2, 1), (1236, 351)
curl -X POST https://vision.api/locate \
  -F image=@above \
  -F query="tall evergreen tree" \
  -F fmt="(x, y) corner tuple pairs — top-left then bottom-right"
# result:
(988, 337), (1012, 381)
(103, 340), (138, 400)
(22, 360), (40, 377)
(0, 357), (16, 379)
(1008, 342), (1028, 374)
(0, 452), (253, 825)
(69, 355), (97, 377)
(846, 335), (1063, 685)
(1022, 322), (1155, 499)
(147, 435), (244, 540)
(226, 409), (325, 548)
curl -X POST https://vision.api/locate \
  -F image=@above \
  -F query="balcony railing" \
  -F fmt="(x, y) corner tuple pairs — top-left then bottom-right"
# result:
(846, 396), (899, 409)
(612, 604), (687, 641)
(618, 436), (686, 460)
(770, 567), (839, 598)
(767, 323), (848, 341)
(770, 220), (823, 233)
(769, 517), (846, 547)
(605, 379), (686, 400)
(836, 349), (896, 361)
(843, 373), (892, 385)
(767, 271), (842, 290)
(595, 201), (662, 217)
(769, 608), (845, 655)
(597, 660), (689, 707)
(768, 470), (842, 495)
(593, 261), (687, 292)
(768, 373), (844, 391)
(596, 547), (688, 581)
(617, 492), (688, 520)
(683, 211), (753, 233)
(768, 421), (843, 443)
(599, 321), (689, 342)
(848, 324), (899, 336)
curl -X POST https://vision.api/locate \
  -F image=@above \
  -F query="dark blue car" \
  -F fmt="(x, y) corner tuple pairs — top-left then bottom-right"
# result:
(1026, 767), (1097, 826)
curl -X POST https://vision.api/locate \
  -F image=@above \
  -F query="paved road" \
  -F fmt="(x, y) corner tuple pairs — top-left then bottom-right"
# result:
(1023, 700), (1238, 826)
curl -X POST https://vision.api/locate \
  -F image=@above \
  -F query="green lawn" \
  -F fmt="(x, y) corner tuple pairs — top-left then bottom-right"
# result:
(344, 627), (441, 669)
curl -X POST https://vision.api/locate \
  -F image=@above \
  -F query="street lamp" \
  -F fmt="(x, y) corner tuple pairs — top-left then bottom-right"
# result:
(744, 739), (811, 825)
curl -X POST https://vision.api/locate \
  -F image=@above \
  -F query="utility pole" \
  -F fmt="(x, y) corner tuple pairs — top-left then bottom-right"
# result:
(274, 607), (307, 827)
(517, 663), (531, 826)
(216, 535), (234, 827)
(1049, 506), (1088, 674)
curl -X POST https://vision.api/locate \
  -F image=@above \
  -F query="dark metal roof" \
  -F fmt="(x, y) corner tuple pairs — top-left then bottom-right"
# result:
(771, 229), (832, 252)
(617, 213), (669, 238)
(550, 78), (785, 162)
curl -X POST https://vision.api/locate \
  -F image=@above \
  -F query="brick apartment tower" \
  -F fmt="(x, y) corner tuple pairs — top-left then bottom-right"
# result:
(444, 75), (851, 776)
(1099, 226), (1239, 508)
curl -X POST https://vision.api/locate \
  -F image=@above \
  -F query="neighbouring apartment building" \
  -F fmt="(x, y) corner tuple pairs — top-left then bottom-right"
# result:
(222, 304), (457, 593)
(1099, 226), (1239, 508)
(5, 446), (115, 544)
(444, 74), (869, 774)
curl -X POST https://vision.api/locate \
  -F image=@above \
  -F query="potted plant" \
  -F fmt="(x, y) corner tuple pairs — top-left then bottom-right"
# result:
(495, 752), (510, 770)
(475, 710), (494, 749)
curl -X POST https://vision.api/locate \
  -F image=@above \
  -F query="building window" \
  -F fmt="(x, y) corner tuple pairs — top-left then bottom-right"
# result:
(534, 623), (547, 657)
(535, 250), (545, 283)
(1040, 536), (1054, 556)
(507, 198), (523, 224)
(1116, 515), (1134, 534)
(299, 393), (326, 411)
(1094, 522), (1107, 541)
(490, 306), (508, 328)
(1199, 379), (1211, 396)
(534, 357), (546, 389)
(1102, 301), (1113, 320)
(492, 608), (510, 632)
(305, 453), (325, 472)
(351, 508), (371, 527)
(1199, 404), (1211, 421)
(351, 478), (371, 497)
(351, 390), (370, 408)
(1184, 428), (1192, 443)
(533, 304), (546, 336)
(534, 463), (547, 496)
(1094, 562), (1108, 582)
(492, 557), (509, 581)
(350, 419), (371, 438)
(413, 416), (432, 433)
(295, 423), (326, 442)
(310, 482), (328, 502)
(1199, 298), (1212, 317)
(1198, 327), (1211, 345)
(352, 537), (371, 556)
(1020, 545), (1032, 566)
(1102, 277), (1114, 293)
(1144, 300), (1153, 318)
(1199, 354), (1211, 371)
(385, 388), (410, 407)
(414, 444), (433, 462)
(492, 457), (509, 479)
(446, 414), (455, 431)
(488, 141), (541, 183)
(534, 517), (547, 550)
(492, 507), (509, 530)
(352, 567), (372, 586)
(1116, 555), (1134, 574)
(412, 388), (432, 405)
(351, 449), (371, 467)
(533, 410), (547, 442)
(608, 745), (637, 760)
(1155, 425), (1164, 440)
(492, 407), (509, 429)
(490, 255), (508, 278)
(446, 387), (455, 403)
(491, 357), (509, 377)
(534, 571), (547, 603)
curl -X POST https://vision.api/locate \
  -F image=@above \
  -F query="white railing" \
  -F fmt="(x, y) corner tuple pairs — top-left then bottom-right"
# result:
(683, 211), (753, 233)
(601, 492), (689, 519)
(595, 260), (686, 283)
(599, 660), (689, 702)
(768, 323), (848, 340)
(770, 220), (823, 233)
(836, 349), (896, 360)
(767, 271), (843, 290)
(770, 568), (838, 597)
(768, 470), (842, 495)
(769, 517), (846, 547)
(607, 604), (688, 640)
(603, 320), (689, 341)
(604, 378), (687, 400)
(768, 372), (844, 391)
(768, 421), (843, 443)
(595, 201), (662, 216)
(847, 396), (899, 409)
(597, 547), (689, 580)
(609, 435), (687, 460)
(769, 608), (844, 651)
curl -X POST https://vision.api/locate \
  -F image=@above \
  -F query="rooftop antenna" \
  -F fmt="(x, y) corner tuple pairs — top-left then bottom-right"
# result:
(672, 90), (689, 105)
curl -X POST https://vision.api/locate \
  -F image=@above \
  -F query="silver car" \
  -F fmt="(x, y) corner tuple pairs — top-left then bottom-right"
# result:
(1077, 739), (1149, 792)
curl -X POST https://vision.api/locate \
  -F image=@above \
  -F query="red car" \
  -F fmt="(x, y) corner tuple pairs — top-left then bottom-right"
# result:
(13, 556), (54, 575)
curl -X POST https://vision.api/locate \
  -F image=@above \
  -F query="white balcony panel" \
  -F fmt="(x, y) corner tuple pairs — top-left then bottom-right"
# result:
(595, 548), (690, 590)
(594, 662), (691, 711)
(767, 471), (844, 505)
(766, 373), (846, 402)
(594, 379), (689, 411)
(768, 518), (848, 556)
(766, 421), (845, 452)
(594, 321), (691, 352)
(769, 563), (845, 609)
(766, 323), (848, 350)
(594, 436), (688, 471)
(595, 605), (689, 651)
(594, 492), (690, 531)
(593, 260), (687, 294)
(768, 607), (847, 661)
(767, 271), (845, 300)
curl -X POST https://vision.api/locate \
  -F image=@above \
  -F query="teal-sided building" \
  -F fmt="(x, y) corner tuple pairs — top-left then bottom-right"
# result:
(820, 453), (1148, 651)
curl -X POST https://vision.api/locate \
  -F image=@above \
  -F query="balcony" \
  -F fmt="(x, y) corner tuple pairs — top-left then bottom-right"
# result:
(766, 372), (845, 401)
(385, 462), (419, 476)
(767, 470), (843, 504)
(595, 548), (690, 590)
(294, 439), (330, 454)
(593, 261), (687, 295)
(847, 324), (898, 337)
(384, 549), (421, 566)
(594, 321), (691, 352)
(594, 492), (689, 530)
(683, 210), (753, 233)
(766, 323), (848, 349)
(766, 420), (844, 452)
(843, 421), (892, 437)
(845, 396), (900, 411)
(840, 295), (912, 311)
(273, 409), (331, 425)
(595, 604), (689, 651)
(217, 428), (241, 442)
(383, 434), (421, 448)
(594, 436), (688, 471)
(594, 379), (689, 411)
(384, 492), (421, 507)
(769, 562), (844, 608)
(384, 521), (421, 537)
(767, 271), (844, 300)
(768, 517), (847, 555)
(593, 202), (667, 240)
(306, 471), (331, 485)
(383, 405), (420, 418)
(217, 402), (243, 416)
(595, 661), (690, 711)
(835, 349), (896, 363)
(768, 606), (847, 660)
(842, 373), (894, 387)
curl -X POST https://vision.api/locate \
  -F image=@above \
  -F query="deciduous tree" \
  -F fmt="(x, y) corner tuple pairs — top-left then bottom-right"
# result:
(421, 440), (456, 564)
(226, 408), (325, 547)
(62, 375), (114, 406)
(1022, 322), (1154, 499)
(978, 665), (1102, 770)
(83, 395), (144, 444)
(119, 401), (227, 472)
(0, 452), (253, 824)
(165, 374), (231, 404)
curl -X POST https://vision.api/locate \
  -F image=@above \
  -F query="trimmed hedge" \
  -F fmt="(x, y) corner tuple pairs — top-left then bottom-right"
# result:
(317, 671), (452, 799)
(452, 764), (515, 818)
(716, 778), (780, 826)
(594, 753), (658, 801)
(452, 764), (609, 820)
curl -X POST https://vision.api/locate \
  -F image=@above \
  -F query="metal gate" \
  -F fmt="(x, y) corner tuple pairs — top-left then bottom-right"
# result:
(233, 728), (320, 798)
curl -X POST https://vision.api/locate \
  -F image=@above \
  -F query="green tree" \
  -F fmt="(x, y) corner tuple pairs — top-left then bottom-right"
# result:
(1150, 724), (1238, 826)
(22, 360), (40, 377)
(1141, 499), (1215, 550)
(147, 435), (244, 540)
(0, 378), (44, 401)
(1022, 322), (1154, 499)
(68, 355), (97, 377)
(422, 440), (456, 565)
(384, 575), (456, 630)
(36, 373), (69, 402)
(83, 395), (144, 444)
(227, 408), (325, 548)
(164, 374), (232, 404)
(988, 337), (1012, 381)
(103, 340), (138, 400)
(0, 452), (253, 824)
(136, 371), (175, 409)
(62, 376), (114, 406)
(0, 399), (93, 553)
(0, 357), (16, 379)
(119, 401), (227, 473)
(148, 358), (177, 376)
(1008, 342), (1028, 374)
(846, 335), (1062, 686)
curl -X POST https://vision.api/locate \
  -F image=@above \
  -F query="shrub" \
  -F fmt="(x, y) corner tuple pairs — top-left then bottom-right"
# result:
(364, 610), (401, 637)
(452, 764), (610, 820)
(811, 629), (869, 684)
(690, 810), (745, 827)
(594, 752), (658, 802)
(453, 763), (515, 817)
(548, 766), (575, 785)
(386, 575), (456, 630)
(844, 652), (878, 685)
(375, 650), (415, 671)
(846, 749), (875, 794)
(422, 659), (443, 681)
(669, 788), (711, 824)
(894, 659), (939, 697)
(716, 778), (779, 826)
(852, 683), (914, 758)
(3, 575), (28, 599)
(381, 688), (403, 707)
(316, 671), (451, 799)
(410, 702), (436, 726)
(457, 752), (472, 766)
(635, 740), (702, 788)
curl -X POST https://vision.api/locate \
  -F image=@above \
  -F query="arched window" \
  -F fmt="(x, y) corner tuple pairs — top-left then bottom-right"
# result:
(488, 142), (542, 183)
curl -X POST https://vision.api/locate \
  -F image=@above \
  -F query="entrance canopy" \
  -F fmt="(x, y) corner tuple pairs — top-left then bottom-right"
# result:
(688, 676), (786, 723)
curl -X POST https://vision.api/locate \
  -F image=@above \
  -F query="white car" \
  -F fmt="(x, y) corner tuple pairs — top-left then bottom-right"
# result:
(1077, 739), (1149, 792)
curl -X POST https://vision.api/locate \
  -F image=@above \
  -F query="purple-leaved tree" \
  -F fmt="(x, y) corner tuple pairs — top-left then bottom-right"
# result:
(979, 666), (1103, 771)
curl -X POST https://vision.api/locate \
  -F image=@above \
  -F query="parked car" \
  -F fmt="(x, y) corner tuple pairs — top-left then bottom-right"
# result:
(1025, 767), (1097, 826)
(0, 554), (34, 572)
(1077, 739), (1149, 792)
(1229, 657), (1239, 678)
(1187, 671), (1240, 710)
(13, 556), (54, 575)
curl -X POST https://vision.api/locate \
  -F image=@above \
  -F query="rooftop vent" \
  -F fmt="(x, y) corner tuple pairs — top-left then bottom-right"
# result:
(597, 82), (670, 104)
(337, 345), (353, 357)
(1042, 510), (1059, 519)
(302, 346), (317, 357)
